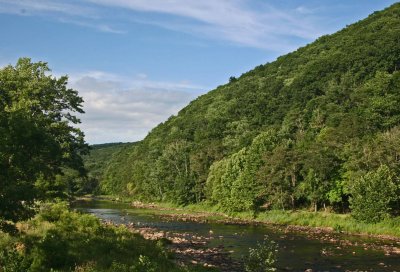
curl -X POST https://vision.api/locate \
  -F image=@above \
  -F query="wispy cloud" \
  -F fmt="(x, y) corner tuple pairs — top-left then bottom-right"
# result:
(0, 0), (326, 50)
(58, 18), (126, 34)
(295, 6), (315, 15)
(68, 71), (204, 143)
(0, 0), (125, 34)
(89, 0), (323, 50)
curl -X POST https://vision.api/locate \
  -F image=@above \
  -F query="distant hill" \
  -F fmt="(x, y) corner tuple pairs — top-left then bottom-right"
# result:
(91, 142), (130, 150)
(83, 142), (135, 191)
(101, 3), (400, 221)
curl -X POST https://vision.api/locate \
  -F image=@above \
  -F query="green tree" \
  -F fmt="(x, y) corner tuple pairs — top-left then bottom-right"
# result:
(350, 165), (399, 223)
(206, 130), (279, 212)
(259, 139), (301, 210)
(0, 58), (88, 233)
(153, 140), (195, 205)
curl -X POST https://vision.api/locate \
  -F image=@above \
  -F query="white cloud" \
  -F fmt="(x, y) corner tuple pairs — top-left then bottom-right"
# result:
(136, 73), (148, 79)
(58, 18), (126, 34)
(68, 71), (204, 144)
(295, 6), (314, 15)
(88, 0), (323, 50)
(0, 0), (326, 50)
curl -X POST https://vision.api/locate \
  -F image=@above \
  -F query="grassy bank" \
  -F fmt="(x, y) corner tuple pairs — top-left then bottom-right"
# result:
(0, 202), (215, 272)
(239, 210), (400, 238)
(186, 203), (400, 238)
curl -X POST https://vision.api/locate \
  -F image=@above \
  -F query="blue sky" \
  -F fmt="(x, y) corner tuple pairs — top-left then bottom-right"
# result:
(0, 0), (398, 144)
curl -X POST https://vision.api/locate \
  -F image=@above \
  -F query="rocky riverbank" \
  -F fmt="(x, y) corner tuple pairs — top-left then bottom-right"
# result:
(130, 201), (400, 257)
(75, 198), (400, 271)
(101, 220), (243, 271)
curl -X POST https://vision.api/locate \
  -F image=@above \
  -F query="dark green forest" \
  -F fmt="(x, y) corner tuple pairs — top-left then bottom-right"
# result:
(100, 3), (400, 223)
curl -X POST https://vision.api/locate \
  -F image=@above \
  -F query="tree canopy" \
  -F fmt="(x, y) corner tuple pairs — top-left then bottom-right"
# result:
(0, 58), (88, 232)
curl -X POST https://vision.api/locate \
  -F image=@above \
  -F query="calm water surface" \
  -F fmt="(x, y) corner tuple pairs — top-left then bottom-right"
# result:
(74, 200), (400, 272)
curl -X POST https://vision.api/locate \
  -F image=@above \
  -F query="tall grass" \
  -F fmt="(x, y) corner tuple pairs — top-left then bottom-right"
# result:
(248, 210), (400, 237)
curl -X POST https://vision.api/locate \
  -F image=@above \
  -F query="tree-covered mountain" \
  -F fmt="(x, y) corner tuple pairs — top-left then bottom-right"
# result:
(101, 3), (400, 222)
(83, 142), (133, 190)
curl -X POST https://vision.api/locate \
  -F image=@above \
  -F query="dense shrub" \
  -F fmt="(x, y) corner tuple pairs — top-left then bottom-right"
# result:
(350, 165), (399, 223)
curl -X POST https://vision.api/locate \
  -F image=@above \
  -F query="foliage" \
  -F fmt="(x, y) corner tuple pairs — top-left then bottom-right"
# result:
(244, 236), (278, 272)
(0, 203), (204, 272)
(100, 3), (400, 221)
(0, 58), (88, 233)
(82, 142), (132, 195)
(349, 165), (399, 223)
(0, 244), (30, 272)
(206, 130), (278, 212)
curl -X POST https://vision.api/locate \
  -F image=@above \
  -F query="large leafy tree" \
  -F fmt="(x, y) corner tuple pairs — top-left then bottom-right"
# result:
(0, 58), (88, 233)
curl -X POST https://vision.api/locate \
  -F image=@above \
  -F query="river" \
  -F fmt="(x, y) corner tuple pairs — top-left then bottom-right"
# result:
(74, 199), (400, 272)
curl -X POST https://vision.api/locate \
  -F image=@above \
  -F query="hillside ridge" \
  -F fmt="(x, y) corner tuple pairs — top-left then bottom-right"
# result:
(101, 3), (400, 222)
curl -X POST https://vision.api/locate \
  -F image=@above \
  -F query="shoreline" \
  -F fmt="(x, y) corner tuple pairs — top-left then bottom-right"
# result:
(74, 196), (400, 255)
(100, 217), (243, 271)
(128, 202), (400, 256)
(74, 196), (400, 271)
(128, 199), (400, 244)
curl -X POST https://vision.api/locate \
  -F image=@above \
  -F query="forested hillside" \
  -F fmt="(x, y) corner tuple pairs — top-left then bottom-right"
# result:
(102, 3), (400, 222)
(82, 142), (133, 193)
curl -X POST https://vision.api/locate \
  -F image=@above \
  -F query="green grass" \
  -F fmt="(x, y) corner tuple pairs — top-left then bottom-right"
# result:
(224, 210), (400, 237)
(250, 210), (400, 237)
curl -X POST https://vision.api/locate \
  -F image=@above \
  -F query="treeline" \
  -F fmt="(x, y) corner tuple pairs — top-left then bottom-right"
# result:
(101, 3), (400, 223)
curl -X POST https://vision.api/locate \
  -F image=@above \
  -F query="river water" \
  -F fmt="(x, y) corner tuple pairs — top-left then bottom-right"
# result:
(74, 199), (400, 272)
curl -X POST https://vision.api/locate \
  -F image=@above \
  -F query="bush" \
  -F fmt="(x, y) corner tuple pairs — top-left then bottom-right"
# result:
(0, 203), (183, 272)
(0, 245), (30, 272)
(350, 165), (399, 223)
(244, 236), (278, 272)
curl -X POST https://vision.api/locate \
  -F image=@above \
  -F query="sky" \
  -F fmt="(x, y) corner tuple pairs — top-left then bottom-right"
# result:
(0, 0), (398, 144)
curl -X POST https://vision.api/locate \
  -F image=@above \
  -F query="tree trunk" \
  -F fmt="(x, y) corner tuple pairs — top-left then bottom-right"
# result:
(290, 195), (295, 209)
